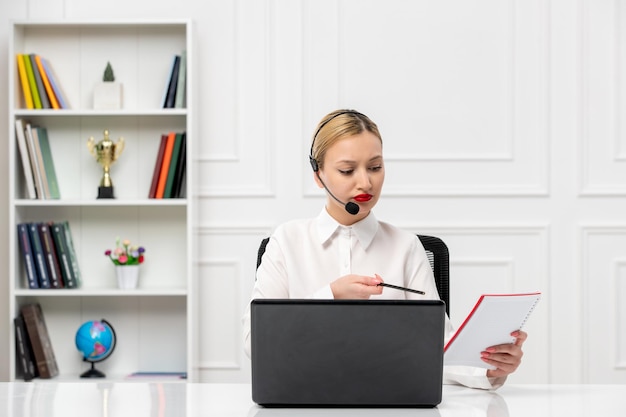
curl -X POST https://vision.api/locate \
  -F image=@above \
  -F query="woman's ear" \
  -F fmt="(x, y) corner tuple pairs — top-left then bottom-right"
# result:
(313, 171), (325, 189)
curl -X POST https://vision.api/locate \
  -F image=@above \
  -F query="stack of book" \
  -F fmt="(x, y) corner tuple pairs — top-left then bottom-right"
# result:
(17, 221), (81, 290)
(16, 53), (69, 110)
(15, 119), (60, 200)
(14, 303), (59, 381)
(161, 50), (187, 109)
(149, 131), (186, 198)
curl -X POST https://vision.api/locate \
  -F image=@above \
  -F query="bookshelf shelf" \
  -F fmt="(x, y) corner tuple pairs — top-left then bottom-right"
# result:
(14, 289), (188, 297)
(8, 20), (195, 382)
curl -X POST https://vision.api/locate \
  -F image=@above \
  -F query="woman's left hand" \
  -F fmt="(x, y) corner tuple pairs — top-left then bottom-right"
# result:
(482, 330), (527, 378)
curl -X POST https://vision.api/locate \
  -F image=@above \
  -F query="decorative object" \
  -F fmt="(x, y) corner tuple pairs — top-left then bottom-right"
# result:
(116, 265), (140, 289)
(93, 61), (123, 109)
(105, 238), (145, 289)
(87, 130), (125, 198)
(75, 319), (117, 378)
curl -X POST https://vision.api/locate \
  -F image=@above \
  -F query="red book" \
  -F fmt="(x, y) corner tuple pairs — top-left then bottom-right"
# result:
(148, 134), (168, 198)
(155, 132), (176, 199)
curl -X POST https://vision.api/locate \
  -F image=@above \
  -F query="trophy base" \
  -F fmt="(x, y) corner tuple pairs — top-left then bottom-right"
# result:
(97, 186), (115, 199)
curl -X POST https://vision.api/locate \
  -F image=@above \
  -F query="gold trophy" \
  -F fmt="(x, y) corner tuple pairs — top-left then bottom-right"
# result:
(87, 130), (125, 198)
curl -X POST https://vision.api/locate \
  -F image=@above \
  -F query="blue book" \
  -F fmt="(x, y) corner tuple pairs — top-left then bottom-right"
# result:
(27, 223), (51, 289)
(17, 223), (39, 289)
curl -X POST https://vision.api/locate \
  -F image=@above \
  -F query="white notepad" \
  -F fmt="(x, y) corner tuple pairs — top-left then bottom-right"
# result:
(444, 292), (541, 369)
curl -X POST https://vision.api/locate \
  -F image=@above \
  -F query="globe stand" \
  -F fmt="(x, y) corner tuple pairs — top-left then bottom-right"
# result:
(80, 360), (106, 378)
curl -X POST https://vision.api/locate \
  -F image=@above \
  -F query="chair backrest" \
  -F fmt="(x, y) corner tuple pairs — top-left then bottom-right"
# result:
(256, 234), (450, 316)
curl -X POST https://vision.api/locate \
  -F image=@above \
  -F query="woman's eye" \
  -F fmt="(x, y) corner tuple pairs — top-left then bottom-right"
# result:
(369, 165), (382, 172)
(338, 169), (353, 175)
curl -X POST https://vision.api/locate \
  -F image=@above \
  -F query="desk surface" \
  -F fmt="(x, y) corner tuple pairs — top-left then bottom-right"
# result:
(1, 382), (625, 416)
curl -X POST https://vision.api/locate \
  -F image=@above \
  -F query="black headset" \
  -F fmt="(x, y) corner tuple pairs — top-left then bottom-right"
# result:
(308, 110), (368, 173)
(308, 110), (368, 215)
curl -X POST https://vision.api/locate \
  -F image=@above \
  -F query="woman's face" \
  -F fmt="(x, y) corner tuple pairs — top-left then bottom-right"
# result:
(315, 131), (385, 225)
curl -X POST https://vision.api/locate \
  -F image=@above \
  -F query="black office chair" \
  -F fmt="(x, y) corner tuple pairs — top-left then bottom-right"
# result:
(256, 234), (450, 316)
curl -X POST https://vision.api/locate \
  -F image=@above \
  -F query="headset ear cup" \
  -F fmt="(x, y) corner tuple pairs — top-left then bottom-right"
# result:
(309, 156), (319, 172)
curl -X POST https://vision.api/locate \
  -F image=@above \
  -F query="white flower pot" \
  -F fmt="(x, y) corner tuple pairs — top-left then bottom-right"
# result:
(116, 265), (139, 289)
(94, 82), (123, 110)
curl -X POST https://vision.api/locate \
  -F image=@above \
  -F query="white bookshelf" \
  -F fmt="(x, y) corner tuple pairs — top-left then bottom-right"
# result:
(7, 20), (195, 382)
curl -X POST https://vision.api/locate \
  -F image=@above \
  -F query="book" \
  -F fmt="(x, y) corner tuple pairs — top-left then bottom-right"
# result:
(50, 222), (77, 288)
(164, 132), (184, 198)
(30, 126), (51, 199)
(40, 57), (69, 109)
(20, 303), (59, 378)
(24, 123), (46, 199)
(155, 132), (176, 198)
(60, 221), (82, 288)
(34, 54), (60, 109)
(163, 55), (180, 108)
(444, 292), (541, 369)
(14, 314), (37, 381)
(174, 50), (187, 108)
(14, 119), (37, 199)
(29, 54), (51, 109)
(171, 133), (187, 198)
(149, 134), (168, 198)
(17, 223), (39, 289)
(22, 54), (42, 109)
(16, 54), (34, 109)
(35, 127), (61, 199)
(38, 223), (64, 289)
(27, 223), (51, 289)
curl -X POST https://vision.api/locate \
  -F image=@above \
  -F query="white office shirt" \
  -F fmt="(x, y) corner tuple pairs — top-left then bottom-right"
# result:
(242, 208), (505, 390)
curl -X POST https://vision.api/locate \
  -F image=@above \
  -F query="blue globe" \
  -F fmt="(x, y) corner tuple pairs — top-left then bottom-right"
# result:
(75, 319), (116, 378)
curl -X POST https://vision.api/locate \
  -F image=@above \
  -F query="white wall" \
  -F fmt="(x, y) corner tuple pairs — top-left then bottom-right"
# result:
(2, 0), (625, 384)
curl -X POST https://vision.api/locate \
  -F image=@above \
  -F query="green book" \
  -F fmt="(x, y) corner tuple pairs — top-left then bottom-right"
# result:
(22, 54), (42, 109)
(35, 127), (61, 199)
(164, 133), (183, 198)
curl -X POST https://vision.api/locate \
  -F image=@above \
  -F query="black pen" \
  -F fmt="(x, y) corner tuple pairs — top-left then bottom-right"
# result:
(378, 282), (425, 295)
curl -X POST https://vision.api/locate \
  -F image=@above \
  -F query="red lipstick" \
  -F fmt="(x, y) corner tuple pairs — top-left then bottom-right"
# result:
(354, 194), (372, 202)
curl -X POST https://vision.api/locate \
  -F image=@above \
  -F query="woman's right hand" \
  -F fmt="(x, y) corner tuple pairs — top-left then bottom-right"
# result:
(330, 274), (384, 299)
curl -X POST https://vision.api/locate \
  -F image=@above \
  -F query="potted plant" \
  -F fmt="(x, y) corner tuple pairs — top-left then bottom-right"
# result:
(93, 61), (123, 109)
(105, 238), (145, 289)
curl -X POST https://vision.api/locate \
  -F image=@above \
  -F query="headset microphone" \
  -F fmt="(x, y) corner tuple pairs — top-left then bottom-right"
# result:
(310, 157), (360, 215)
(309, 110), (366, 216)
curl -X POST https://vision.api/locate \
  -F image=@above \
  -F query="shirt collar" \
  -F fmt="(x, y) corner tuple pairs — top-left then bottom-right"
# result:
(315, 208), (379, 249)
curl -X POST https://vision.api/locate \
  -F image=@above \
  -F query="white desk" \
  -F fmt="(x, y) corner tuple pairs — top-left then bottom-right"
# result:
(1, 382), (625, 416)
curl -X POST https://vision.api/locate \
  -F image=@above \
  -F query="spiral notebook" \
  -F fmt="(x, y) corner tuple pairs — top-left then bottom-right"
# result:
(444, 292), (541, 369)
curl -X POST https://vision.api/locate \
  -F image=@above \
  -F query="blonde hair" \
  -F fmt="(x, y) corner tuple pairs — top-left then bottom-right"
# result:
(310, 109), (382, 170)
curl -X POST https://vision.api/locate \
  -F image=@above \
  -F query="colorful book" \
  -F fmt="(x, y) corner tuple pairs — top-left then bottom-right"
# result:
(35, 127), (61, 199)
(20, 303), (59, 378)
(34, 55), (60, 109)
(22, 54), (42, 109)
(50, 222), (77, 288)
(14, 119), (37, 199)
(164, 133), (184, 198)
(155, 132), (176, 198)
(40, 58), (69, 109)
(38, 223), (64, 289)
(14, 314), (37, 381)
(17, 223), (39, 289)
(174, 50), (187, 108)
(171, 133), (187, 198)
(29, 54), (51, 109)
(163, 55), (180, 108)
(149, 134), (168, 198)
(27, 223), (50, 289)
(16, 54), (34, 109)
(60, 221), (81, 288)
